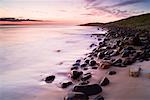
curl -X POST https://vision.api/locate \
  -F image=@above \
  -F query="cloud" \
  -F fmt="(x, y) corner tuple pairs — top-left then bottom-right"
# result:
(83, 0), (146, 17)
(107, 0), (144, 8)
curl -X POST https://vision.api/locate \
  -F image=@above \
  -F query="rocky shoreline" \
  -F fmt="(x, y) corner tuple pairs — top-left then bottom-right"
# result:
(44, 26), (150, 100)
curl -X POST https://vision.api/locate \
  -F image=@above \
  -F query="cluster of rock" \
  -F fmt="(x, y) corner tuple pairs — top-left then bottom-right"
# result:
(44, 27), (150, 100)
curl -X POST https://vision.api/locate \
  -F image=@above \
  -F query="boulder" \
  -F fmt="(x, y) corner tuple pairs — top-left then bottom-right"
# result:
(108, 71), (116, 75)
(81, 73), (92, 81)
(80, 63), (87, 68)
(123, 57), (135, 65)
(85, 59), (90, 64)
(112, 59), (123, 67)
(89, 60), (97, 66)
(129, 67), (141, 77)
(100, 61), (111, 69)
(64, 92), (89, 100)
(45, 75), (55, 83)
(71, 71), (83, 80)
(100, 77), (110, 86)
(61, 81), (73, 88)
(76, 59), (81, 63)
(72, 63), (80, 67)
(73, 84), (102, 96)
(71, 66), (78, 70)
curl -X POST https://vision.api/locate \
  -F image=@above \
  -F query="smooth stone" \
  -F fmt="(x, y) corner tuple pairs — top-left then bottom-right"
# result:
(85, 59), (90, 64)
(100, 77), (110, 86)
(108, 71), (116, 75)
(76, 59), (81, 63)
(71, 66), (78, 70)
(81, 73), (92, 81)
(73, 84), (102, 96)
(80, 63), (87, 68)
(64, 92), (89, 100)
(61, 81), (73, 88)
(45, 75), (55, 83)
(72, 63), (80, 67)
(94, 95), (104, 100)
(71, 71), (83, 80)
(89, 60), (97, 66)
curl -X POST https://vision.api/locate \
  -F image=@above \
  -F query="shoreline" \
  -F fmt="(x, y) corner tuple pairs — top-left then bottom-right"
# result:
(43, 25), (150, 100)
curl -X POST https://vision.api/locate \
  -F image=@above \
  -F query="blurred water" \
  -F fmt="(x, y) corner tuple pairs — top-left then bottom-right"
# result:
(0, 25), (104, 100)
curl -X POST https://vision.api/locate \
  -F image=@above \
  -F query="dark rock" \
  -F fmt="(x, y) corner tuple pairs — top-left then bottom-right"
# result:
(45, 75), (55, 83)
(85, 59), (90, 64)
(97, 52), (105, 59)
(108, 71), (116, 75)
(64, 92), (89, 100)
(73, 84), (102, 96)
(80, 63), (87, 68)
(76, 59), (81, 63)
(71, 71), (83, 80)
(94, 95), (104, 100)
(61, 81), (73, 88)
(71, 66), (78, 70)
(90, 43), (97, 48)
(72, 63), (80, 67)
(100, 77), (110, 86)
(92, 66), (98, 69)
(83, 67), (88, 70)
(81, 73), (92, 81)
(112, 59), (122, 66)
(122, 49), (130, 57)
(89, 60), (97, 66)
(123, 57), (135, 65)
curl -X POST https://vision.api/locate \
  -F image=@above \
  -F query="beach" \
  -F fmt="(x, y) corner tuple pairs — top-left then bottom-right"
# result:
(0, 24), (150, 100)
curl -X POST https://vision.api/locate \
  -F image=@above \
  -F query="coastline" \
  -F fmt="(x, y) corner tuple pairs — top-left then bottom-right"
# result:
(54, 24), (150, 99)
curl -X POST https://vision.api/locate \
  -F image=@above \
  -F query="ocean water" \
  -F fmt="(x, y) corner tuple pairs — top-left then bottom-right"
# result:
(0, 25), (104, 100)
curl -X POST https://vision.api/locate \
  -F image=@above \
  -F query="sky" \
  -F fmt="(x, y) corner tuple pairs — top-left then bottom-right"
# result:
(0, 0), (150, 24)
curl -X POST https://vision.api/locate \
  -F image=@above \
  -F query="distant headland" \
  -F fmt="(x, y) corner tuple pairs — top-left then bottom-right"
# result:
(0, 17), (40, 22)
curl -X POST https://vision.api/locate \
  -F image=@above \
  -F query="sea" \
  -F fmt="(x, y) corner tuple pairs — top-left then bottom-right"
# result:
(0, 25), (105, 100)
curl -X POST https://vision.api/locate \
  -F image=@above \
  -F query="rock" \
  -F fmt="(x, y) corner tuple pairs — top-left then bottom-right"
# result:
(110, 50), (119, 56)
(83, 67), (88, 70)
(97, 51), (105, 59)
(64, 92), (89, 100)
(122, 49), (130, 57)
(112, 59), (122, 66)
(90, 43), (97, 48)
(123, 57), (135, 65)
(76, 59), (81, 63)
(94, 95), (104, 100)
(71, 71), (83, 80)
(129, 67), (141, 77)
(100, 61), (111, 69)
(45, 75), (55, 83)
(100, 77), (110, 86)
(73, 84), (102, 96)
(132, 34), (141, 46)
(72, 63), (80, 67)
(85, 59), (90, 64)
(108, 71), (116, 75)
(80, 63), (87, 68)
(61, 81), (73, 88)
(89, 60), (97, 66)
(81, 73), (92, 81)
(92, 66), (98, 69)
(71, 66), (78, 70)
